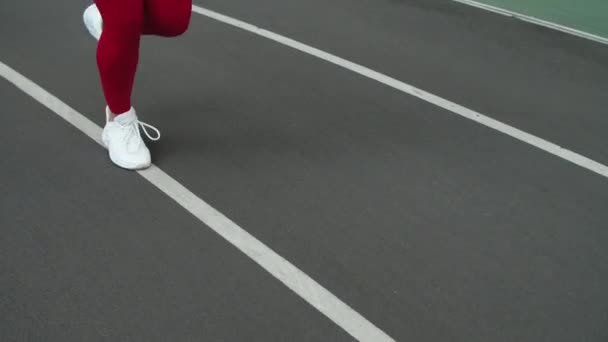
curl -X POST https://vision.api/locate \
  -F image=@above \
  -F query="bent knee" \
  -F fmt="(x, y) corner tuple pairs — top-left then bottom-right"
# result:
(164, 20), (189, 37)
(158, 14), (190, 37)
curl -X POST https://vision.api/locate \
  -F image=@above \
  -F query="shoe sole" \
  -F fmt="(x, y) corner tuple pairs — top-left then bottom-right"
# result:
(83, 5), (102, 41)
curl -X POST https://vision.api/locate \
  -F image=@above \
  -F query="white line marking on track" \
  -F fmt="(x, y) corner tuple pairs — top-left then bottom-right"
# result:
(453, 0), (608, 46)
(191, 5), (608, 180)
(0, 61), (395, 342)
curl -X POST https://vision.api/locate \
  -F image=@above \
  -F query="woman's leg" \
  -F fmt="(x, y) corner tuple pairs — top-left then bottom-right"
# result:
(143, 0), (192, 37)
(93, 0), (157, 170)
(94, 0), (190, 114)
(95, 0), (144, 115)
(87, 0), (188, 170)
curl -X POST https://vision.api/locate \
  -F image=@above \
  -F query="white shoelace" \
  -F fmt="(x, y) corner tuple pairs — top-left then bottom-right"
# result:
(121, 119), (161, 144)
(137, 120), (161, 141)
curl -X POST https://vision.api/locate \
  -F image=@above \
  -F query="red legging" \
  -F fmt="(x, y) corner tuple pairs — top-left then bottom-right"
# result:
(95, 0), (192, 114)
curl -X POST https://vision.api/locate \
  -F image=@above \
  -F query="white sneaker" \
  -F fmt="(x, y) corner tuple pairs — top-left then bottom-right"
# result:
(83, 4), (103, 40)
(101, 107), (161, 170)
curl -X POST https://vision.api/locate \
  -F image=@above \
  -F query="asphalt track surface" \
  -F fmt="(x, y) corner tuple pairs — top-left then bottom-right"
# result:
(2, 0), (608, 341)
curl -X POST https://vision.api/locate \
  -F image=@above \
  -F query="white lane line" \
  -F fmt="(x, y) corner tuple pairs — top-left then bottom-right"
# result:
(0, 61), (395, 342)
(453, 0), (608, 46)
(192, 5), (608, 180)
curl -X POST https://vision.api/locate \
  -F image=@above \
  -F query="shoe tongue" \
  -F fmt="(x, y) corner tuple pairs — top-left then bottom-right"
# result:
(114, 109), (137, 126)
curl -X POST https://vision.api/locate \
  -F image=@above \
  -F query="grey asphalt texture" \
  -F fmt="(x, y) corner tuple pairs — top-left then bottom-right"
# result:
(1, 0), (608, 341)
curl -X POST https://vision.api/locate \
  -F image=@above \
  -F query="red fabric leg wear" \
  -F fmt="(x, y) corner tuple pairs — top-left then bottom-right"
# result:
(95, 0), (192, 114)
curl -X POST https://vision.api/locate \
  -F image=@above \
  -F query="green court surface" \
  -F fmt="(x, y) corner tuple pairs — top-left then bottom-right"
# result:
(468, 0), (608, 40)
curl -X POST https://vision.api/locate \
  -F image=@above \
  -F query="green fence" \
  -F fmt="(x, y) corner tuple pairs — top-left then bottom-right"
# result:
(460, 0), (608, 42)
